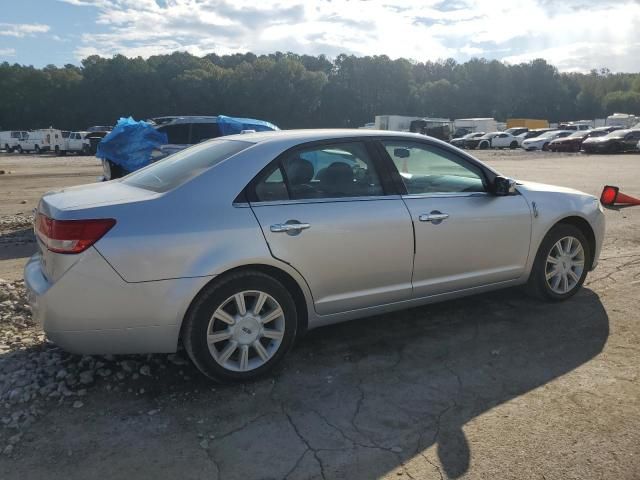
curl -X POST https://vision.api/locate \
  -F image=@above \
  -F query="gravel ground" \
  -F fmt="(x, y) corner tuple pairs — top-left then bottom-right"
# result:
(0, 151), (639, 479)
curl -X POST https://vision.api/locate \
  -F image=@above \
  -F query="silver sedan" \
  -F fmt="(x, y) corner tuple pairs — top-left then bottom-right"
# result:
(25, 130), (605, 382)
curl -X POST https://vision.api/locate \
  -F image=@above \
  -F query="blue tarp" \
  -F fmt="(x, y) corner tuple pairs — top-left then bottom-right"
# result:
(96, 117), (167, 172)
(217, 115), (279, 135)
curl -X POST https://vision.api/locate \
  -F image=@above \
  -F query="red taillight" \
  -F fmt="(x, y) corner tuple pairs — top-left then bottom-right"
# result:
(600, 185), (619, 206)
(35, 213), (115, 254)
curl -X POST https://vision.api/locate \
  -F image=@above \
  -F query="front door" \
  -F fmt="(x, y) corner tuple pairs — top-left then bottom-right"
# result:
(380, 139), (532, 298)
(249, 140), (414, 315)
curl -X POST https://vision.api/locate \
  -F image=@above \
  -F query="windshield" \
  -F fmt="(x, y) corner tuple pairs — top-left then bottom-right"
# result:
(464, 133), (483, 139)
(480, 133), (497, 139)
(537, 131), (561, 139)
(123, 139), (252, 193)
(603, 129), (630, 139)
(568, 131), (588, 138)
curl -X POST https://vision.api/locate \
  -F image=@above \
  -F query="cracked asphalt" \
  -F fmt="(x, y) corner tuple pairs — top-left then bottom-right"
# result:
(1, 151), (639, 479)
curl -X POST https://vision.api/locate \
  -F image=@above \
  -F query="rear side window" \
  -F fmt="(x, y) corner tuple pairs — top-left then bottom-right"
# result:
(253, 141), (384, 202)
(123, 139), (252, 193)
(191, 123), (220, 143)
(157, 124), (190, 144)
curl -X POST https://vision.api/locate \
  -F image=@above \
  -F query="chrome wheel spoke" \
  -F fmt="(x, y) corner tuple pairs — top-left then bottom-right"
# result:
(253, 292), (268, 315)
(213, 309), (235, 325)
(262, 328), (284, 340)
(253, 341), (269, 361)
(239, 345), (249, 371)
(234, 293), (247, 315)
(260, 307), (283, 325)
(218, 340), (238, 364)
(568, 269), (580, 283)
(208, 329), (232, 344)
(546, 268), (559, 281)
(546, 256), (559, 265)
(561, 273), (569, 292)
(551, 273), (562, 290)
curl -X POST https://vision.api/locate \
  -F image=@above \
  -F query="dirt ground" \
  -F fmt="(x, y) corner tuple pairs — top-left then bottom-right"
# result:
(0, 150), (639, 479)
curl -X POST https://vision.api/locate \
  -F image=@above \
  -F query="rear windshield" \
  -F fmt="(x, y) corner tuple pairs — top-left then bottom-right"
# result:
(122, 139), (252, 193)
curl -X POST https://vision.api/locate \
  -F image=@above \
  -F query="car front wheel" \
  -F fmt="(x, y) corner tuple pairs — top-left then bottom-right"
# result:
(182, 271), (298, 383)
(527, 224), (591, 301)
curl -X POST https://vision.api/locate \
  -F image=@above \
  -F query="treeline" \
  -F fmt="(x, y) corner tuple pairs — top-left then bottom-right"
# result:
(1, 51), (640, 131)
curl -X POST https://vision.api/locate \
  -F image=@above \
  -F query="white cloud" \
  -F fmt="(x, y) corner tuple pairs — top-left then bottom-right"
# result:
(64, 0), (640, 72)
(0, 48), (17, 57)
(0, 23), (50, 37)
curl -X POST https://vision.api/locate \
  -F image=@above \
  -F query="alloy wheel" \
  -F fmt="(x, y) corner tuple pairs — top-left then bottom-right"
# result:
(545, 236), (585, 294)
(207, 290), (285, 372)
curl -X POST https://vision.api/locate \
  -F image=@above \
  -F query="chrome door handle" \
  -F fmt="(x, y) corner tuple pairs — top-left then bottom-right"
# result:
(270, 222), (311, 233)
(419, 212), (449, 223)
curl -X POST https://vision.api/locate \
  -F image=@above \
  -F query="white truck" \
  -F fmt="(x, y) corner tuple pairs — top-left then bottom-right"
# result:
(16, 128), (64, 153)
(60, 131), (90, 155)
(0, 131), (28, 151)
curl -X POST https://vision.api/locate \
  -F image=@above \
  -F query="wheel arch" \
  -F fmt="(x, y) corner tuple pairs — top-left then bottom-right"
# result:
(179, 263), (311, 343)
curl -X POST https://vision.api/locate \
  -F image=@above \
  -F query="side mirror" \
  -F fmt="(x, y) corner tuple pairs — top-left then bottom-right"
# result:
(493, 176), (516, 196)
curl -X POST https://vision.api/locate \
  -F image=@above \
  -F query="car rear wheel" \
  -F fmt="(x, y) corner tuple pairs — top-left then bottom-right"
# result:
(35, 145), (41, 154)
(16, 146), (23, 154)
(509, 141), (518, 149)
(479, 141), (489, 150)
(526, 224), (591, 301)
(182, 271), (298, 383)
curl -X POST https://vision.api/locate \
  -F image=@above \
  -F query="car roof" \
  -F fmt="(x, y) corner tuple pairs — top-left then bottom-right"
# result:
(229, 128), (435, 145)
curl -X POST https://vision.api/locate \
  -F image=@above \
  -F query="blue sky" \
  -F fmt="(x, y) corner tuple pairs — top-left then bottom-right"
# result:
(2, 0), (640, 72)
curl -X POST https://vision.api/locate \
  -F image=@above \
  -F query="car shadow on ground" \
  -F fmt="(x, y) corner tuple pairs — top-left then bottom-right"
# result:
(1, 287), (609, 480)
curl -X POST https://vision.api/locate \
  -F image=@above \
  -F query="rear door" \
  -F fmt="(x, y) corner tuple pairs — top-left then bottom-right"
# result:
(248, 140), (414, 315)
(379, 139), (532, 298)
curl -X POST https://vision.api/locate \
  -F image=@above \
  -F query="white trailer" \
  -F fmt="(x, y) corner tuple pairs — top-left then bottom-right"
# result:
(606, 113), (638, 128)
(0, 131), (27, 151)
(453, 118), (498, 136)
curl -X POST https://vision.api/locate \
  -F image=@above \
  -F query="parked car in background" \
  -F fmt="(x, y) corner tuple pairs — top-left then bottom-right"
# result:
(25, 129), (605, 383)
(61, 131), (90, 154)
(582, 129), (640, 153)
(560, 122), (592, 131)
(519, 128), (554, 140)
(450, 132), (485, 149)
(504, 127), (529, 137)
(16, 128), (64, 153)
(86, 126), (114, 155)
(548, 126), (621, 152)
(0, 130), (27, 151)
(467, 131), (521, 149)
(522, 130), (572, 151)
(101, 115), (278, 180)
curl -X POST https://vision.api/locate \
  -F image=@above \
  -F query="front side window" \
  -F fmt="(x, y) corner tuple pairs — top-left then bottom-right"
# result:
(382, 141), (486, 195)
(253, 141), (384, 201)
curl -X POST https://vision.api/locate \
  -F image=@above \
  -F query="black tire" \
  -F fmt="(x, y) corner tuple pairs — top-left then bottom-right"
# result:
(54, 145), (60, 155)
(526, 224), (591, 301)
(542, 142), (550, 151)
(105, 159), (127, 179)
(16, 146), (23, 154)
(182, 270), (299, 383)
(509, 141), (518, 149)
(35, 145), (41, 154)
(479, 141), (489, 150)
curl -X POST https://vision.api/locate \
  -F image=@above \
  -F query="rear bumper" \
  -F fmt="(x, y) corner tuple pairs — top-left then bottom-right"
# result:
(24, 249), (212, 354)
